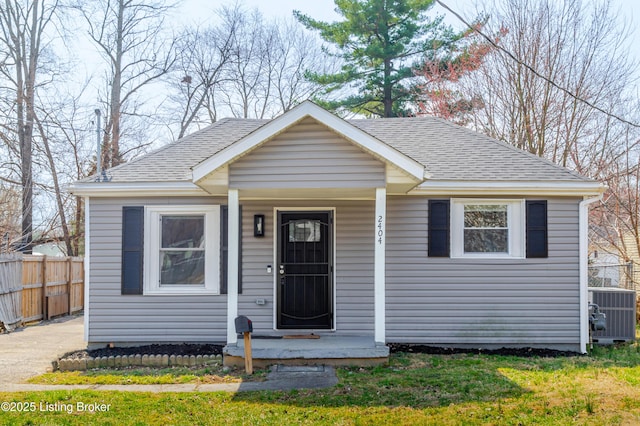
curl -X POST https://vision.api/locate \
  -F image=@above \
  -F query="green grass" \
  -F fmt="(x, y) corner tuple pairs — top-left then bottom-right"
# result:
(28, 365), (267, 385)
(2, 338), (639, 425)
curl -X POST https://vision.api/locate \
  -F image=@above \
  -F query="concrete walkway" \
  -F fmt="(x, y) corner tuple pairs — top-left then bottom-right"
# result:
(0, 316), (338, 392)
(1, 365), (339, 393)
(0, 315), (85, 385)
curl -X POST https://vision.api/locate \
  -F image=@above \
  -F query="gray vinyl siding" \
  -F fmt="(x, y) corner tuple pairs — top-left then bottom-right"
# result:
(386, 196), (581, 350)
(88, 197), (228, 344)
(89, 194), (582, 350)
(237, 201), (375, 335)
(228, 117), (385, 189)
(88, 197), (375, 344)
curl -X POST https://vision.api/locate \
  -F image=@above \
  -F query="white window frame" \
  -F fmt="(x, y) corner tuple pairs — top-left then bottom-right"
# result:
(144, 205), (220, 295)
(451, 199), (525, 259)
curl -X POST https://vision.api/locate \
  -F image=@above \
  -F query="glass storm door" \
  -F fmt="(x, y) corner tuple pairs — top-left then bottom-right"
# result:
(277, 211), (333, 329)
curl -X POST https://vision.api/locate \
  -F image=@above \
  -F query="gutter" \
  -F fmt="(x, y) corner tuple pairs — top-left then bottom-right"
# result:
(67, 181), (210, 197)
(411, 180), (606, 197)
(579, 194), (603, 354)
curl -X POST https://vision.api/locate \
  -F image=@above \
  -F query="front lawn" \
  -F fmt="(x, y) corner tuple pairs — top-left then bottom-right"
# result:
(1, 341), (639, 425)
(28, 365), (266, 385)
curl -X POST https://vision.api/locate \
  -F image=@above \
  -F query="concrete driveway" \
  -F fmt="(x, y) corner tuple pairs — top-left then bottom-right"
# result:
(0, 315), (341, 393)
(0, 315), (85, 384)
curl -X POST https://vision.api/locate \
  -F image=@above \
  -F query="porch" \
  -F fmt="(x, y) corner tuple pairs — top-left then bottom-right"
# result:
(222, 335), (390, 368)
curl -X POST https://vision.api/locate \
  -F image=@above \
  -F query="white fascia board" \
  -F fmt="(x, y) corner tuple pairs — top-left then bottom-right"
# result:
(68, 181), (210, 197)
(191, 100), (426, 183)
(411, 180), (606, 197)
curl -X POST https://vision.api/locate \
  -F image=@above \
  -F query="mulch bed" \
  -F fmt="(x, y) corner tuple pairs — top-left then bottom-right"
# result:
(388, 343), (580, 357)
(61, 342), (579, 361)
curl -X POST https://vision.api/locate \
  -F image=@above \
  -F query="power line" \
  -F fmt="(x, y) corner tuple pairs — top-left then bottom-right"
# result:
(0, 112), (95, 133)
(435, 0), (640, 129)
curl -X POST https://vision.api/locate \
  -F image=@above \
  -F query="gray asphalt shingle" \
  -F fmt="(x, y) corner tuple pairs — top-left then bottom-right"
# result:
(84, 115), (590, 184)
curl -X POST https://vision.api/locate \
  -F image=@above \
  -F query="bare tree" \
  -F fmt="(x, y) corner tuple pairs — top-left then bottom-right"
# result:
(269, 17), (328, 113)
(590, 116), (640, 279)
(450, 0), (640, 276)
(218, 7), (328, 119)
(74, 0), (177, 168)
(32, 77), (101, 256)
(461, 0), (635, 172)
(167, 20), (237, 138)
(162, 6), (329, 136)
(0, 183), (20, 252)
(218, 7), (271, 119)
(0, 0), (59, 253)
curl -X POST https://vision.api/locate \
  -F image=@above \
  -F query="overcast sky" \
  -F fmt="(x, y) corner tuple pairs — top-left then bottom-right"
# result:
(173, 0), (640, 66)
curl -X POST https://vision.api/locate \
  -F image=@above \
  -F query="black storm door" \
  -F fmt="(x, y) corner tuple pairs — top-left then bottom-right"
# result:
(277, 211), (333, 329)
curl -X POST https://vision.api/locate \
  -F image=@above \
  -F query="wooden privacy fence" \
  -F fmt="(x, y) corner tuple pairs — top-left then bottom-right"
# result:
(1, 254), (84, 329)
(22, 256), (84, 322)
(0, 254), (23, 331)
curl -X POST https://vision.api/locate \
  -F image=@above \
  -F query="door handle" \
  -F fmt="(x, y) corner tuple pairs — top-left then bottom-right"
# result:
(279, 265), (285, 275)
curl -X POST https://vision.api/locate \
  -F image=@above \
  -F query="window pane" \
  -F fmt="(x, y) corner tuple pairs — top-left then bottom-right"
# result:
(160, 251), (205, 285)
(289, 220), (321, 242)
(464, 229), (508, 253)
(162, 216), (204, 248)
(464, 205), (507, 228)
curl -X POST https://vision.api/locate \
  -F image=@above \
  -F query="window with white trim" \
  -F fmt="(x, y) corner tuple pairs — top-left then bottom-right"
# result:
(144, 205), (220, 294)
(451, 199), (524, 258)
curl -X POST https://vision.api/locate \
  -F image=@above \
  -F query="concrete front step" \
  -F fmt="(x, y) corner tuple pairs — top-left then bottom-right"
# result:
(222, 335), (389, 367)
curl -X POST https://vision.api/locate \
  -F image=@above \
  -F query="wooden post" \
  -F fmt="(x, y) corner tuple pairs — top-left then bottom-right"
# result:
(243, 331), (253, 374)
(67, 257), (73, 315)
(41, 256), (47, 320)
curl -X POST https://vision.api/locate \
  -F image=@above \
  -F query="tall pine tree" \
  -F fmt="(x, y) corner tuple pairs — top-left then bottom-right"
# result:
(295, 0), (470, 117)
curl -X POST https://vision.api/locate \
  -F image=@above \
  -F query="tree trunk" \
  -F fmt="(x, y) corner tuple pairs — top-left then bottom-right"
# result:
(383, 58), (393, 117)
(36, 118), (73, 256)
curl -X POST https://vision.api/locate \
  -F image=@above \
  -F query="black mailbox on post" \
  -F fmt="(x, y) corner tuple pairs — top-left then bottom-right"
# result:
(235, 315), (253, 334)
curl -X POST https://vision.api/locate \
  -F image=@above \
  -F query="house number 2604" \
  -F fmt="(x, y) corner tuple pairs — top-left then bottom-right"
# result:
(377, 215), (384, 245)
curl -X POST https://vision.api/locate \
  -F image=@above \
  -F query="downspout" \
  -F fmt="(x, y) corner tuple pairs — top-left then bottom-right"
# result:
(83, 196), (90, 343)
(579, 194), (602, 354)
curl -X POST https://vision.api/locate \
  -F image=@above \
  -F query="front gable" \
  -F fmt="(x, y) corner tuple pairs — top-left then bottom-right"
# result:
(192, 101), (425, 197)
(229, 117), (385, 193)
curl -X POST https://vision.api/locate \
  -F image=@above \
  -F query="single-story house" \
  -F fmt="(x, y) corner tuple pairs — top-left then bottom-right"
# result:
(70, 101), (604, 360)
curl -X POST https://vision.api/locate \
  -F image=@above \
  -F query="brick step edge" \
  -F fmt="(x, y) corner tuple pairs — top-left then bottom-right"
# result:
(54, 354), (223, 372)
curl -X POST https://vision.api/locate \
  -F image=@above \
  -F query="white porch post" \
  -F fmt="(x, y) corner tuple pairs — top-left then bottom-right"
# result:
(226, 189), (240, 344)
(374, 187), (387, 344)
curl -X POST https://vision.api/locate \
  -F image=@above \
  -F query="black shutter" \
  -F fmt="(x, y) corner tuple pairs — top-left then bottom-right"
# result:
(220, 205), (242, 294)
(121, 206), (144, 295)
(428, 200), (450, 257)
(526, 200), (548, 258)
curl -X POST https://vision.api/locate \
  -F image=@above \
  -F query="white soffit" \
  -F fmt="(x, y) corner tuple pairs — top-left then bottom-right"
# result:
(191, 101), (426, 184)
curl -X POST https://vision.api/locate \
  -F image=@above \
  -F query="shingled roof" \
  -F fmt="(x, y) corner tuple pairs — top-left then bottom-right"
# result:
(80, 114), (591, 185)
